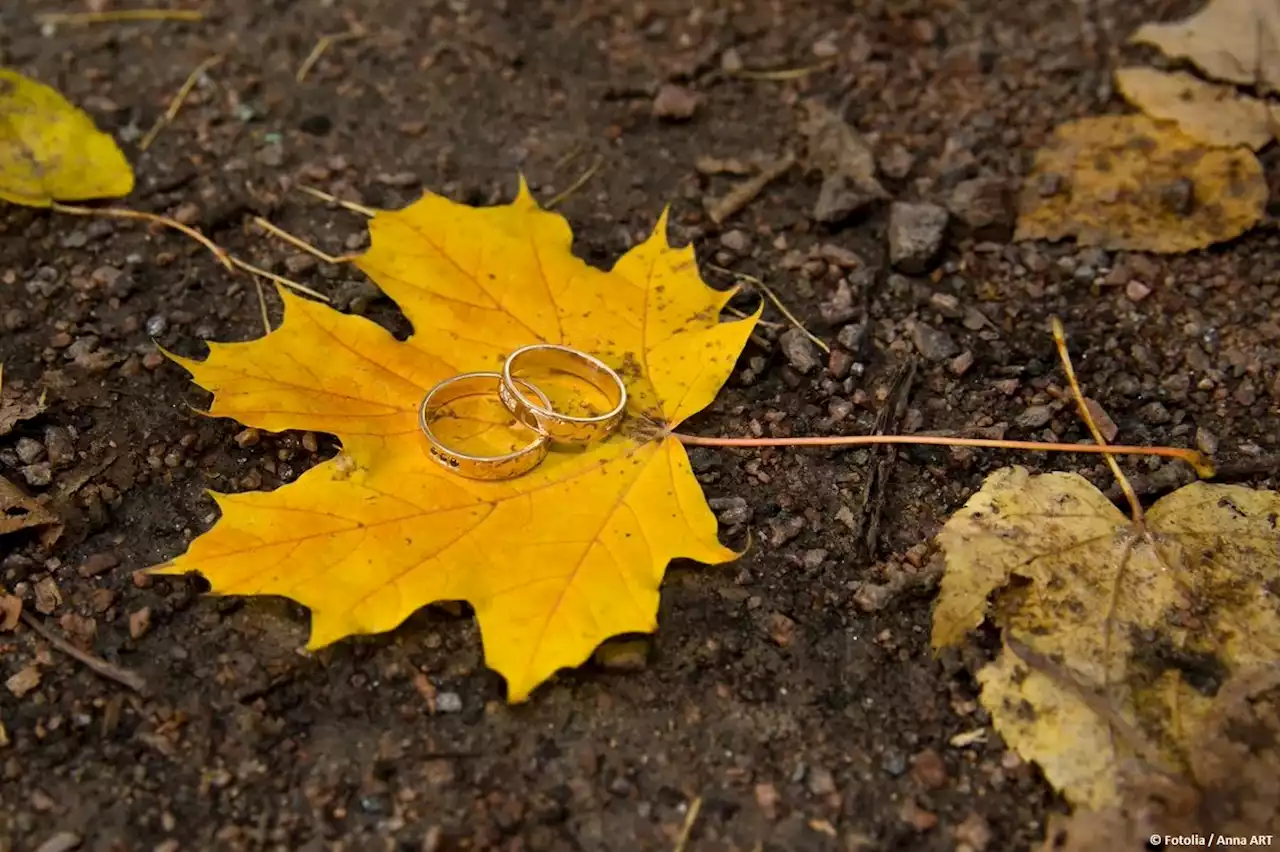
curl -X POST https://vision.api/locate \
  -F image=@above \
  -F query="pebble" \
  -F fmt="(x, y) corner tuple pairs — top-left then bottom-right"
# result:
(129, 607), (152, 639)
(947, 176), (1011, 235)
(807, 765), (837, 795)
(1138, 401), (1172, 425)
(768, 515), (804, 546)
(1125, 280), (1152, 302)
(21, 463), (52, 487)
(900, 799), (938, 831)
(910, 748), (947, 789)
(435, 691), (463, 713)
(15, 437), (45, 465)
(779, 328), (821, 373)
(6, 664), (41, 698)
(78, 553), (119, 578)
(1015, 405), (1053, 430)
(812, 174), (877, 224)
(828, 350), (855, 379)
(652, 84), (699, 120)
(234, 428), (261, 448)
(828, 398), (853, 421)
(594, 639), (649, 671)
(1083, 398), (1119, 442)
(34, 832), (82, 852)
(954, 812), (992, 851)
(888, 202), (949, 274)
(754, 783), (780, 820)
(836, 322), (868, 353)
(882, 752), (907, 776)
(767, 612), (796, 646)
(878, 144), (915, 179)
(708, 496), (752, 526)
(818, 244), (863, 268)
(949, 351), (974, 376)
(719, 230), (750, 253)
(142, 352), (166, 370)
(909, 321), (958, 361)
(145, 315), (169, 337)
(819, 278), (858, 324)
(1195, 426), (1218, 456)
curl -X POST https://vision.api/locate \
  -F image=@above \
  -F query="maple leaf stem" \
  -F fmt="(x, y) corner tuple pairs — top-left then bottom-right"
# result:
(51, 202), (234, 271)
(673, 432), (1214, 477)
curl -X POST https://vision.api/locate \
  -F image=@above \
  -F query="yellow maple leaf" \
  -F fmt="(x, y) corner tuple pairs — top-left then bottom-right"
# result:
(155, 182), (756, 701)
(932, 466), (1280, 810)
(0, 68), (135, 207)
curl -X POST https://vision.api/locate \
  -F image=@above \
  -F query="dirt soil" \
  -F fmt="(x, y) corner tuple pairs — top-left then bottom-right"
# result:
(2, 0), (1279, 850)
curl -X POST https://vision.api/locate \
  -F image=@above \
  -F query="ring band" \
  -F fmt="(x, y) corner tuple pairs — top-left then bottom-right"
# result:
(498, 344), (627, 445)
(419, 372), (551, 480)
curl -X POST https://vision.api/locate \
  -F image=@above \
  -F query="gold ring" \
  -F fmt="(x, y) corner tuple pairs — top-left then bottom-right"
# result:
(498, 344), (627, 445)
(419, 372), (551, 480)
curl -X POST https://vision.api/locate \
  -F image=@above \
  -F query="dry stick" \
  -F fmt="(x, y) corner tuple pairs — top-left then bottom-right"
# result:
(674, 431), (1212, 474)
(36, 9), (204, 25)
(229, 257), (331, 302)
(725, 305), (784, 329)
(546, 155), (604, 209)
(707, 152), (795, 225)
(297, 184), (378, 217)
(252, 279), (272, 334)
(297, 27), (366, 83)
(672, 797), (702, 852)
(729, 59), (837, 81)
(51, 202), (232, 271)
(20, 611), (148, 694)
(1051, 317), (1144, 523)
(707, 264), (830, 354)
(253, 216), (357, 264)
(140, 55), (223, 151)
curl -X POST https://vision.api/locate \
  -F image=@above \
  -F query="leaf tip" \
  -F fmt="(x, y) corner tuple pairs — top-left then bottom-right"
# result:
(514, 173), (538, 209)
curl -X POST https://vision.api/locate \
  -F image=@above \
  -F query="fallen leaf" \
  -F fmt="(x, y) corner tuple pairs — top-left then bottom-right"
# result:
(0, 68), (135, 207)
(932, 466), (1280, 810)
(155, 181), (756, 702)
(0, 367), (47, 438)
(0, 475), (59, 541)
(1116, 66), (1280, 149)
(1015, 114), (1266, 253)
(1132, 0), (1280, 92)
(799, 99), (887, 223)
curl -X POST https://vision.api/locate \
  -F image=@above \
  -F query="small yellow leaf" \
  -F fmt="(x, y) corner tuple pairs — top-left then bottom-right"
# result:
(1015, 114), (1266, 253)
(155, 182), (756, 702)
(0, 68), (135, 207)
(1131, 0), (1280, 91)
(1116, 66), (1280, 150)
(932, 466), (1280, 810)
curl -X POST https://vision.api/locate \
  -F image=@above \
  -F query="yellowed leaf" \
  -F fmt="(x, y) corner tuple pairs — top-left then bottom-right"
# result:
(1132, 0), (1280, 92)
(1116, 66), (1280, 149)
(932, 466), (1280, 810)
(154, 181), (757, 702)
(0, 68), (135, 207)
(0, 475), (59, 541)
(1015, 114), (1266, 253)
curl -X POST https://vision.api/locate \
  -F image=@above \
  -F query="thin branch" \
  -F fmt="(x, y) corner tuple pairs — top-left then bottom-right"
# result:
(297, 26), (366, 83)
(140, 55), (223, 151)
(36, 10), (204, 25)
(297, 184), (377, 217)
(51, 202), (232, 271)
(707, 264), (829, 354)
(253, 216), (356, 264)
(545, 155), (604, 209)
(229, 257), (331, 302)
(20, 611), (148, 694)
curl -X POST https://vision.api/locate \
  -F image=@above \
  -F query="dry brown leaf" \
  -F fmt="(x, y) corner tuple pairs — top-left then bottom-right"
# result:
(1015, 114), (1266, 253)
(0, 475), (59, 542)
(0, 368), (47, 438)
(932, 466), (1280, 811)
(1132, 0), (1280, 92)
(1116, 66), (1280, 150)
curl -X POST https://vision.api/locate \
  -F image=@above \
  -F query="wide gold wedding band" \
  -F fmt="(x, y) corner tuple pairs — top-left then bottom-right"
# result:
(418, 372), (552, 481)
(498, 344), (628, 445)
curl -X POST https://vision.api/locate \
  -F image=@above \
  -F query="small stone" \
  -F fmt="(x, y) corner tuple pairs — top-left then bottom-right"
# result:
(142, 352), (166, 370)
(768, 515), (804, 546)
(129, 607), (152, 639)
(929, 292), (962, 317)
(828, 350), (855, 379)
(909, 321), (958, 361)
(954, 812), (992, 852)
(900, 799), (938, 832)
(818, 244), (863, 268)
(879, 144), (915, 179)
(43, 427), (75, 466)
(132, 570), (155, 589)
(709, 496), (752, 526)
(836, 322), (868, 353)
(652, 84), (699, 120)
(910, 749), (947, 789)
(34, 832), (82, 852)
(819, 278), (858, 324)
(949, 351), (974, 376)
(34, 577), (61, 614)
(720, 48), (744, 74)
(719, 230), (750, 253)
(754, 782), (780, 819)
(15, 437), (45, 465)
(812, 174), (877, 224)
(171, 203), (201, 225)
(234, 428), (261, 448)
(946, 176), (1012, 237)
(435, 691), (463, 713)
(88, 588), (115, 613)
(301, 432), (319, 453)
(962, 307), (989, 330)
(1082, 398), (1119, 442)
(1195, 427), (1218, 456)
(1138, 401), (1171, 425)
(828, 398), (853, 421)
(1015, 405), (1053, 430)
(6, 664), (41, 697)
(1125, 280), (1152, 302)
(79, 553), (119, 578)
(593, 638), (649, 671)
(888, 202), (949, 274)
(21, 462), (52, 487)
(779, 328), (821, 373)
(807, 765), (837, 795)
(767, 612), (796, 646)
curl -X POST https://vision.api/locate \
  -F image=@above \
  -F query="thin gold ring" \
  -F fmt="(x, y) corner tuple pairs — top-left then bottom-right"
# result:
(498, 344), (627, 445)
(419, 372), (551, 480)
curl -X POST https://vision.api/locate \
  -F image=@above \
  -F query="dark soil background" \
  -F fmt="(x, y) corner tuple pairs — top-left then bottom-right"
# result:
(2, 0), (1279, 850)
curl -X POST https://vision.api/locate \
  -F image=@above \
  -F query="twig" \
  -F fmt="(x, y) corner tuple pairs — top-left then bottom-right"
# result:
(297, 184), (377, 217)
(297, 27), (366, 83)
(36, 10), (204, 25)
(20, 611), (148, 694)
(140, 55), (222, 151)
(229, 257), (331, 302)
(1051, 317), (1143, 523)
(673, 797), (702, 852)
(706, 152), (795, 224)
(552, 142), (587, 172)
(253, 279), (271, 335)
(50, 202), (232, 271)
(725, 305), (783, 329)
(545, 155), (604, 209)
(253, 216), (356, 264)
(673, 432), (1213, 474)
(730, 59), (837, 81)
(707, 264), (829, 354)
